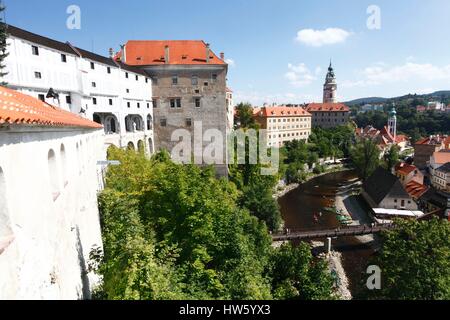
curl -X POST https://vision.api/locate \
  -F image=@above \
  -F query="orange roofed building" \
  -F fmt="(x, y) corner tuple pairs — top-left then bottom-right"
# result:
(0, 86), (105, 299)
(254, 106), (312, 147)
(115, 40), (230, 175)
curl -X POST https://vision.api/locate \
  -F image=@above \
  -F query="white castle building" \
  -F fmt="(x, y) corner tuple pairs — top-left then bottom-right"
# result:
(0, 86), (105, 299)
(2, 24), (154, 154)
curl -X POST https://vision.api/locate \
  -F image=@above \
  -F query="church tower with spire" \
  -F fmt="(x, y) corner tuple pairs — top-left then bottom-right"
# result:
(388, 105), (397, 140)
(323, 61), (337, 103)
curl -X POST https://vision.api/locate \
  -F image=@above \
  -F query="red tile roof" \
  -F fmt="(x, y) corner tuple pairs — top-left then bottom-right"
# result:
(395, 163), (418, 176)
(256, 106), (311, 118)
(415, 135), (447, 146)
(405, 181), (429, 199)
(0, 86), (103, 129)
(306, 103), (350, 112)
(119, 40), (226, 66)
(432, 151), (450, 165)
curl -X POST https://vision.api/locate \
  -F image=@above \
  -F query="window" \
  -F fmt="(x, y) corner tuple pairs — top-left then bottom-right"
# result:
(60, 144), (68, 187)
(145, 78), (149, 83)
(90, 62), (95, 70)
(137, 102), (140, 109)
(92, 82), (97, 88)
(107, 67), (111, 74)
(38, 94), (45, 102)
(153, 77), (158, 85)
(126, 89), (130, 93)
(48, 149), (60, 201)
(212, 74), (217, 82)
(186, 118), (192, 127)
(147, 115), (153, 130)
(109, 99), (113, 106)
(170, 98), (181, 108)
(152, 99), (158, 108)
(127, 102), (131, 108)
(125, 72), (129, 79)
(192, 75), (198, 85)
(172, 76), (178, 85)
(32, 45), (39, 56)
(195, 97), (201, 108)
(160, 118), (167, 127)
(34, 71), (42, 79)
(93, 97), (97, 105)
(147, 103), (150, 109)
(61, 54), (67, 63)
(135, 75), (139, 81)
(66, 95), (72, 104)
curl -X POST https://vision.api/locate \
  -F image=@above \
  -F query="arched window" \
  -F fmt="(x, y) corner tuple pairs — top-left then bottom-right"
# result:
(147, 115), (153, 130)
(60, 144), (68, 187)
(93, 114), (102, 124)
(0, 166), (13, 251)
(48, 149), (60, 201)
(127, 142), (135, 151)
(138, 140), (145, 153)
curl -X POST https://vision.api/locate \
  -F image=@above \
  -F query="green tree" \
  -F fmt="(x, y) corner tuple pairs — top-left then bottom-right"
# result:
(0, 4), (8, 84)
(96, 148), (336, 300)
(267, 243), (336, 300)
(350, 138), (380, 180)
(384, 145), (399, 170)
(366, 219), (450, 300)
(234, 102), (258, 129)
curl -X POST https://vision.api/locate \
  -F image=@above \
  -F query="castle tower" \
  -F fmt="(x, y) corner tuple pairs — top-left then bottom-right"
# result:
(388, 106), (397, 140)
(323, 61), (337, 103)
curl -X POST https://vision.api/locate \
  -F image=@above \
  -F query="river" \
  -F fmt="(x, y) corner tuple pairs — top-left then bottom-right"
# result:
(278, 170), (375, 298)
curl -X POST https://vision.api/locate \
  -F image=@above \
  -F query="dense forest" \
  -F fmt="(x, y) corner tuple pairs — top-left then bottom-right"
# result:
(89, 147), (336, 300)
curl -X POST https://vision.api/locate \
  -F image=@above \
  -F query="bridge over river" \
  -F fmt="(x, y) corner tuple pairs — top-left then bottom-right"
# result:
(272, 224), (394, 241)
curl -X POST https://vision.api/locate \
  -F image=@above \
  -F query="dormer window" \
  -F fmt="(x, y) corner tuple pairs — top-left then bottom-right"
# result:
(32, 45), (39, 56)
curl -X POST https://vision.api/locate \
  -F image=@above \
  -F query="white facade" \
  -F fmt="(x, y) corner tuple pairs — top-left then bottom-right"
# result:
(3, 26), (155, 155)
(0, 126), (105, 299)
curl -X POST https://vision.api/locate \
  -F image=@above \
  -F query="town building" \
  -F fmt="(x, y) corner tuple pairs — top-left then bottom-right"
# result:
(2, 24), (154, 154)
(413, 135), (448, 169)
(355, 108), (409, 155)
(305, 63), (351, 128)
(253, 106), (312, 147)
(394, 163), (424, 186)
(362, 167), (418, 211)
(359, 104), (384, 113)
(0, 86), (105, 299)
(116, 40), (229, 175)
(431, 162), (450, 192)
(429, 150), (450, 173)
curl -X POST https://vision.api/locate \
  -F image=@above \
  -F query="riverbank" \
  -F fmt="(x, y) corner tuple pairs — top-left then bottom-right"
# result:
(274, 165), (352, 199)
(334, 181), (377, 244)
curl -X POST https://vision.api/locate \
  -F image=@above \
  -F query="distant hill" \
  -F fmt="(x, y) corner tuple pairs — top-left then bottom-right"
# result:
(346, 90), (450, 106)
(345, 97), (388, 106)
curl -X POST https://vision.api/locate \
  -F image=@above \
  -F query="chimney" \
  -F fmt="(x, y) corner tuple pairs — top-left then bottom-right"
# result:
(109, 48), (114, 58)
(120, 44), (127, 62)
(220, 52), (225, 60)
(164, 45), (170, 64)
(206, 43), (210, 63)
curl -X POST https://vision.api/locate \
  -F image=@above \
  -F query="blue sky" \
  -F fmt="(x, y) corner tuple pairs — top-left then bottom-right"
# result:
(4, 0), (450, 105)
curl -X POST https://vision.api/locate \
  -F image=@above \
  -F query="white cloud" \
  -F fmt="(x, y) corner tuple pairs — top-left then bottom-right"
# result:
(225, 58), (236, 67)
(285, 63), (317, 87)
(233, 90), (319, 106)
(295, 28), (352, 47)
(342, 61), (450, 88)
